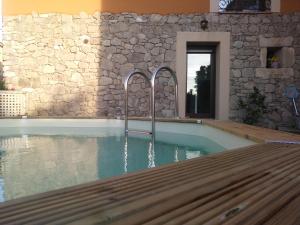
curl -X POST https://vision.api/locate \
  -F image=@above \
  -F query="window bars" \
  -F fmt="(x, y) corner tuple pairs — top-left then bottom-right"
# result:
(219, 0), (271, 12)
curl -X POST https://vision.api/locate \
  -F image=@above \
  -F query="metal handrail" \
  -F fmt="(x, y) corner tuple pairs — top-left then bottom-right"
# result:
(151, 66), (178, 140)
(124, 69), (152, 135)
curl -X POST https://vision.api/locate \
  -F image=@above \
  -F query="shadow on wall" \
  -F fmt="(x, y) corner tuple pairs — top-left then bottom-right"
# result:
(31, 93), (88, 117)
(96, 6), (177, 118)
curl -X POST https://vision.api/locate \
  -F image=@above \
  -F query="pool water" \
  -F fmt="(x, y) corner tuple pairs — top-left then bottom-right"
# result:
(0, 119), (255, 202)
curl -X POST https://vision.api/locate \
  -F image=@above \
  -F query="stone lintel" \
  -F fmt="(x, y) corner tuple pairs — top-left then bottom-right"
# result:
(259, 36), (293, 47)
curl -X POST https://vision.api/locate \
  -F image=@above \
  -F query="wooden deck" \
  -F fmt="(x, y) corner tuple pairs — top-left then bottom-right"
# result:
(203, 120), (300, 143)
(131, 117), (300, 143)
(1, 143), (300, 225)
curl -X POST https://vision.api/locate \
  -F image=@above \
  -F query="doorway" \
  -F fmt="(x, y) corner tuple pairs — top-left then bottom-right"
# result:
(186, 43), (216, 118)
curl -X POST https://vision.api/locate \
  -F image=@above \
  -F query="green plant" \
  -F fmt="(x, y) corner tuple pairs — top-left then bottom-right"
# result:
(0, 76), (6, 90)
(238, 87), (267, 125)
(271, 55), (279, 62)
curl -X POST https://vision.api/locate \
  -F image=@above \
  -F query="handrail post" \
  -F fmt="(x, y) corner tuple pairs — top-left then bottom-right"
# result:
(124, 70), (152, 135)
(151, 66), (178, 141)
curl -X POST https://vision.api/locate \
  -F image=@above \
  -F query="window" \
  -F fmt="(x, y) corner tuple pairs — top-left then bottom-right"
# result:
(219, 0), (271, 12)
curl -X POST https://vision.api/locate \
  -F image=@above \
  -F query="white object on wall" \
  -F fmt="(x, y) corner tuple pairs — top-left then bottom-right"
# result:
(0, 91), (27, 117)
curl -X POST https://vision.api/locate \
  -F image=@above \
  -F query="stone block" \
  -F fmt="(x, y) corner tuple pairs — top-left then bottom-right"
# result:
(232, 60), (244, 69)
(61, 14), (73, 24)
(111, 38), (122, 46)
(43, 65), (55, 74)
(260, 48), (267, 68)
(133, 45), (146, 53)
(242, 68), (254, 77)
(280, 47), (295, 68)
(165, 50), (175, 62)
(120, 63), (134, 78)
(4, 71), (16, 77)
(144, 53), (151, 62)
(167, 16), (179, 24)
(265, 84), (275, 93)
(100, 77), (113, 86)
(232, 69), (241, 78)
(151, 47), (160, 56)
(233, 41), (243, 49)
(112, 54), (127, 64)
(259, 36), (293, 47)
(149, 38), (160, 44)
(128, 53), (145, 63)
(70, 72), (83, 83)
(103, 40), (111, 47)
(255, 68), (294, 79)
(150, 14), (163, 23)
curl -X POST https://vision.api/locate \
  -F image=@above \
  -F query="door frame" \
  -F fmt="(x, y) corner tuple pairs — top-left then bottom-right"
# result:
(176, 32), (230, 120)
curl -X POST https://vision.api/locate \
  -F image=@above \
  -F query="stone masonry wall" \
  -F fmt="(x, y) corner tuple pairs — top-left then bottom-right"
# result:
(2, 12), (300, 128)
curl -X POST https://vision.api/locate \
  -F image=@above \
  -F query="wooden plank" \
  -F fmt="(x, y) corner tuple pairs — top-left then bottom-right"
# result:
(263, 195), (300, 225)
(185, 165), (300, 225)
(52, 145), (300, 225)
(204, 120), (300, 143)
(102, 155), (300, 225)
(143, 158), (300, 225)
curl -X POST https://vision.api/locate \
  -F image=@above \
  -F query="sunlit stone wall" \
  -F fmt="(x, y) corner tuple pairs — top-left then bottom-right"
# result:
(2, 12), (300, 128)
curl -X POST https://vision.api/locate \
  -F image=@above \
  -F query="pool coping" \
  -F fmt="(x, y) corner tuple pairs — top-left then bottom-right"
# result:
(128, 117), (300, 144)
(0, 117), (299, 143)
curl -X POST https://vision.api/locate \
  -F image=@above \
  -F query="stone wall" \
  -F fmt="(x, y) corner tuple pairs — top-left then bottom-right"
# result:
(2, 12), (300, 128)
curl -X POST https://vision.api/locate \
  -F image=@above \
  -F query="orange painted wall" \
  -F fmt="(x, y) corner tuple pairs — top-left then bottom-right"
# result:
(3, 0), (210, 16)
(281, 0), (300, 12)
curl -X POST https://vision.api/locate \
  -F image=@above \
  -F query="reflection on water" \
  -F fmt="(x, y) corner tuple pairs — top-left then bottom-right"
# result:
(0, 133), (224, 202)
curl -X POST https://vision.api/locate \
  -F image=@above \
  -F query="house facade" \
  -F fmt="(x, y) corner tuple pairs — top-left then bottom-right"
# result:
(1, 0), (300, 128)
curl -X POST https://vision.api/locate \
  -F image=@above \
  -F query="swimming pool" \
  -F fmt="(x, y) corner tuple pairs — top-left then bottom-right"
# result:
(0, 119), (255, 202)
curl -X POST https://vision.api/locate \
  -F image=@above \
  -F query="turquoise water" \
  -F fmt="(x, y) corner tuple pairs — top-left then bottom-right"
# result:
(0, 132), (225, 202)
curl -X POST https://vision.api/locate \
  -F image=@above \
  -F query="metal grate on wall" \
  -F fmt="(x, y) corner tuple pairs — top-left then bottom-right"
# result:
(0, 91), (26, 117)
(219, 0), (271, 12)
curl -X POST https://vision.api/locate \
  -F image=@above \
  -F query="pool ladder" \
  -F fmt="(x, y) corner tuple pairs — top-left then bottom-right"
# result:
(124, 66), (178, 140)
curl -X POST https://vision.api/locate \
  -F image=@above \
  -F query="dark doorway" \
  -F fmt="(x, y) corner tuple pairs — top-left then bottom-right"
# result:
(186, 43), (216, 118)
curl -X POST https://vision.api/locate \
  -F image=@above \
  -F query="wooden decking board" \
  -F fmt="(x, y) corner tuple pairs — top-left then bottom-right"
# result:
(1, 144), (300, 225)
(1, 150), (283, 223)
(147, 160), (300, 225)
(203, 120), (300, 143)
(0, 145), (277, 220)
(190, 169), (300, 225)
(238, 184), (300, 225)
(222, 182), (300, 225)
(51, 145), (300, 225)
(52, 146), (298, 221)
(142, 174), (267, 225)
(264, 195), (300, 225)
(129, 159), (300, 225)
(0, 144), (279, 217)
(0, 143), (265, 210)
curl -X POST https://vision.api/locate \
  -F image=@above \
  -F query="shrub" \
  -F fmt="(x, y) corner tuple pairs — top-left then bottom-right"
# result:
(238, 87), (267, 125)
(0, 76), (6, 90)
